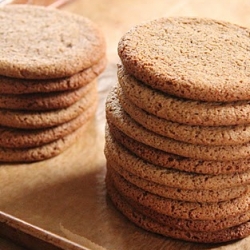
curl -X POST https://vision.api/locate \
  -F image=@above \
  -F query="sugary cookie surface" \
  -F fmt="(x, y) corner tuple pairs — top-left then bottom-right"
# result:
(0, 5), (106, 79)
(118, 17), (250, 102)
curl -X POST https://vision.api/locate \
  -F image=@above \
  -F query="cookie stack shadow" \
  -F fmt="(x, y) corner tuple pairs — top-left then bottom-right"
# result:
(0, 5), (106, 163)
(105, 17), (250, 243)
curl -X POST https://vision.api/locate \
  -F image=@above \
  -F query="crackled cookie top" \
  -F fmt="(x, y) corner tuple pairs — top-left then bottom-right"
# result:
(118, 17), (250, 102)
(0, 5), (106, 79)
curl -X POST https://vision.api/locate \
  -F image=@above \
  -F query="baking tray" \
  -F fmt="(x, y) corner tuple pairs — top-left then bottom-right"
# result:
(0, 64), (250, 250)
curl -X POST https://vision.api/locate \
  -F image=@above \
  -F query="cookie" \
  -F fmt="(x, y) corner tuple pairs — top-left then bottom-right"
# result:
(109, 165), (250, 220)
(105, 127), (250, 190)
(107, 160), (249, 203)
(0, 100), (97, 148)
(0, 119), (91, 162)
(107, 166), (250, 232)
(0, 5), (106, 79)
(108, 122), (250, 175)
(0, 57), (106, 94)
(118, 85), (250, 146)
(118, 17), (250, 102)
(0, 80), (95, 111)
(106, 175), (250, 243)
(118, 65), (250, 126)
(106, 87), (250, 161)
(0, 84), (97, 129)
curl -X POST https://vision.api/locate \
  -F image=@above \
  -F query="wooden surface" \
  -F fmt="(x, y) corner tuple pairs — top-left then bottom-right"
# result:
(1, 0), (250, 249)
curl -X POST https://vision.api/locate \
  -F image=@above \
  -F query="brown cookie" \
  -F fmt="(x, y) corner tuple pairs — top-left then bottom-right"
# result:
(106, 87), (250, 161)
(0, 84), (97, 129)
(0, 57), (106, 94)
(107, 166), (250, 232)
(0, 100), (97, 148)
(118, 17), (250, 102)
(109, 165), (250, 221)
(118, 65), (250, 126)
(107, 160), (249, 203)
(108, 122), (250, 175)
(0, 80), (95, 111)
(117, 85), (250, 146)
(0, 119), (91, 162)
(0, 5), (106, 79)
(106, 174), (250, 243)
(105, 127), (250, 191)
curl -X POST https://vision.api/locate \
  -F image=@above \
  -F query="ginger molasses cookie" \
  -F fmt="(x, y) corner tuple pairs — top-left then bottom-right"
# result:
(118, 66), (250, 126)
(108, 123), (250, 175)
(0, 119), (91, 162)
(107, 161), (249, 203)
(125, 196), (250, 234)
(106, 87), (250, 161)
(109, 167), (250, 220)
(106, 176), (250, 243)
(105, 128), (250, 190)
(0, 101), (97, 148)
(107, 167), (250, 232)
(0, 5), (106, 79)
(0, 80), (95, 111)
(0, 85), (97, 129)
(118, 17), (250, 102)
(0, 57), (106, 94)
(118, 86), (250, 146)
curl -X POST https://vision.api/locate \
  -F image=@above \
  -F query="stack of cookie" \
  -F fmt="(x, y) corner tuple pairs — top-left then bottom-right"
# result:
(105, 17), (250, 243)
(0, 5), (106, 162)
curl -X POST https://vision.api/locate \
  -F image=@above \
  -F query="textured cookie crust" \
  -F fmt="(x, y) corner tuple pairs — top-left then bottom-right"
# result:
(0, 100), (97, 148)
(126, 197), (250, 234)
(0, 57), (106, 94)
(105, 128), (250, 190)
(107, 161), (249, 203)
(0, 80), (95, 111)
(0, 119), (91, 162)
(118, 17), (250, 102)
(117, 86), (250, 146)
(0, 5), (106, 79)
(118, 66), (250, 126)
(108, 123), (250, 175)
(107, 164), (250, 231)
(107, 166), (250, 232)
(109, 166), (250, 220)
(0, 84), (97, 129)
(106, 176), (250, 243)
(106, 87), (250, 161)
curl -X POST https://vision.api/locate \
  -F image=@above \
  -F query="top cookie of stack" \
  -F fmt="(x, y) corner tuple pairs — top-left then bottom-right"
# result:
(118, 17), (250, 103)
(0, 5), (106, 162)
(105, 17), (250, 244)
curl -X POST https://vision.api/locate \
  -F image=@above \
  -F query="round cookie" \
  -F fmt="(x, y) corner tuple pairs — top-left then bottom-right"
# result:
(0, 119), (91, 162)
(0, 100), (97, 148)
(0, 80), (95, 111)
(118, 65), (250, 126)
(0, 84), (97, 129)
(106, 176), (250, 243)
(109, 166), (250, 220)
(118, 17), (250, 102)
(106, 87), (250, 161)
(105, 128), (250, 190)
(118, 86), (250, 146)
(106, 167), (250, 232)
(108, 122), (250, 175)
(0, 57), (106, 94)
(0, 5), (106, 79)
(107, 161), (249, 203)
